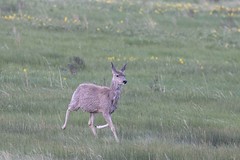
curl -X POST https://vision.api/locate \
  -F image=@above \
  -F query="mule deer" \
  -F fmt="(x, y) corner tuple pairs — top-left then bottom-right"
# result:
(62, 62), (127, 142)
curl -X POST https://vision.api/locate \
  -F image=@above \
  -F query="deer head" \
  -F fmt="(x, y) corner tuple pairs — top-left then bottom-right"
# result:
(111, 62), (127, 85)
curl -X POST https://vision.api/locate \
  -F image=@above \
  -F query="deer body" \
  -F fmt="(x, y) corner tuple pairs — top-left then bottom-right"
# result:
(69, 83), (120, 113)
(62, 63), (127, 142)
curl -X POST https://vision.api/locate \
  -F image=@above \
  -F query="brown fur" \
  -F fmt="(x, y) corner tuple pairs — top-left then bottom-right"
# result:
(62, 63), (127, 142)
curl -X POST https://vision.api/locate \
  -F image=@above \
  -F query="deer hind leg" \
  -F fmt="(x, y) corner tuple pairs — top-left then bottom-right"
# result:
(102, 113), (119, 142)
(62, 106), (81, 130)
(62, 108), (71, 130)
(96, 124), (109, 129)
(88, 113), (97, 136)
(62, 98), (80, 130)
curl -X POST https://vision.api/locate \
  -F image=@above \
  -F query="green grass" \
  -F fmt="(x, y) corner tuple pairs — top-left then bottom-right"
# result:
(1, 0), (240, 159)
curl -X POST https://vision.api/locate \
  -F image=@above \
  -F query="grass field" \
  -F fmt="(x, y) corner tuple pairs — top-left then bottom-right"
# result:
(1, 0), (240, 159)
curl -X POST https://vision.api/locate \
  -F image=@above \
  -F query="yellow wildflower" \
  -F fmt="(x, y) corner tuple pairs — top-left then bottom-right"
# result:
(64, 17), (68, 23)
(179, 58), (184, 64)
(107, 56), (115, 61)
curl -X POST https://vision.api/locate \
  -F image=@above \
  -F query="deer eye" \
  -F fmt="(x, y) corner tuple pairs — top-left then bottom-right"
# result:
(116, 75), (119, 77)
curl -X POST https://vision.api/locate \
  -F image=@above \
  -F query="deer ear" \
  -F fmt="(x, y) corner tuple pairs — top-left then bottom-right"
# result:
(111, 62), (117, 74)
(121, 63), (127, 72)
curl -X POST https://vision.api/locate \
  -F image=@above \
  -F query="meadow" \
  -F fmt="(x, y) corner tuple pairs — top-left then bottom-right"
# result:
(0, 0), (240, 159)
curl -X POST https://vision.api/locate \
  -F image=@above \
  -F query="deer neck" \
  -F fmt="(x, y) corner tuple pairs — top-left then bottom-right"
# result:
(110, 80), (122, 102)
(111, 80), (121, 90)
(109, 80), (122, 113)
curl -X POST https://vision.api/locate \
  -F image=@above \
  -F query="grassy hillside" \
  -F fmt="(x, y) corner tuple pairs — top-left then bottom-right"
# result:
(1, 0), (240, 159)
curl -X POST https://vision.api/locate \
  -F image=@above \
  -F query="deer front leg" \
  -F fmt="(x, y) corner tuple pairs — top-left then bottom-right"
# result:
(88, 113), (97, 136)
(102, 113), (119, 142)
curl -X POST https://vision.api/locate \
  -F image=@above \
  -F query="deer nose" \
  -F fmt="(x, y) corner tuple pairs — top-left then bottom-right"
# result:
(123, 80), (127, 84)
